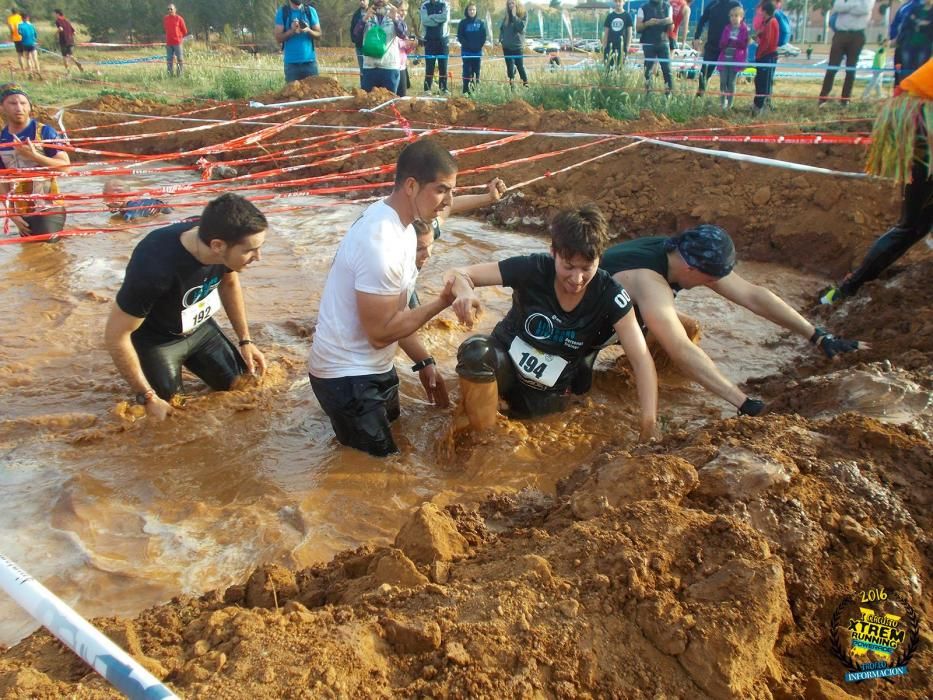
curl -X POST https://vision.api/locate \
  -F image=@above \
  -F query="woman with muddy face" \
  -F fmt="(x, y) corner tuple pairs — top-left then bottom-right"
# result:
(445, 204), (659, 441)
(0, 84), (70, 238)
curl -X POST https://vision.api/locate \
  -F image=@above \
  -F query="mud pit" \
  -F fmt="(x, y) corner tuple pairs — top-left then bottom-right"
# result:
(1, 80), (930, 698)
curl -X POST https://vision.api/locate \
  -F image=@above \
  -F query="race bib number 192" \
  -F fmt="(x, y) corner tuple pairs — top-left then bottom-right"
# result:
(181, 287), (220, 333)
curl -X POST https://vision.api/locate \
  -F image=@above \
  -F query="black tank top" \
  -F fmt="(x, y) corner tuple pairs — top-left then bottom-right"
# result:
(600, 236), (681, 292)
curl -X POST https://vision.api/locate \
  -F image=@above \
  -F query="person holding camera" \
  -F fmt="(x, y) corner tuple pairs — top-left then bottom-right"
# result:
(274, 0), (322, 83)
(420, 0), (450, 93)
(500, 0), (528, 89)
(354, 0), (408, 92)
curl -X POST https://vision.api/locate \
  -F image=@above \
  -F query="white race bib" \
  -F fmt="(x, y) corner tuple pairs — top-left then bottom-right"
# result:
(180, 287), (220, 333)
(508, 336), (568, 388)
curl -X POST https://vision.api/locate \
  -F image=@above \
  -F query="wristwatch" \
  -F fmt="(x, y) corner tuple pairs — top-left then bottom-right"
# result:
(410, 356), (436, 372)
(135, 389), (155, 405)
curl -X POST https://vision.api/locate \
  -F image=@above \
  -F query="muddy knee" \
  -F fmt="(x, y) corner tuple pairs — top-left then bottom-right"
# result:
(456, 335), (504, 431)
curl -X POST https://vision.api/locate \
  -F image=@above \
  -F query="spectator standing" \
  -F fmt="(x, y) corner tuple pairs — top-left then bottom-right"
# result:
(500, 0), (528, 89)
(355, 0), (407, 93)
(7, 8), (25, 74)
(54, 9), (84, 74)
(637, 0), (674, 95)
(894, 0), (933, 87)
(862, 39), (887, 99)
(163, 4), (188, 77)
(395, 0), (413, 96)
(718, 5), (749, 109)
(818, 0), (874, 106)
(274, 0), (322, 83)
(420, 0), (450, 94)
(16, 13), (40, 79)
(0, 84), (70, 237)
(694, 0), (741, 95)
(602, 0), (633, 70)
(457, 2), (487, 93)
(889, 0), (919, 87)
(753, 1), (779, 113)
(351, 0), (369, 86)
(670, 0), (692, 48)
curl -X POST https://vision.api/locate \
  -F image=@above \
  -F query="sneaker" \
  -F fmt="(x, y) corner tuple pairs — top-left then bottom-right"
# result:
(818, 285), (841, 305)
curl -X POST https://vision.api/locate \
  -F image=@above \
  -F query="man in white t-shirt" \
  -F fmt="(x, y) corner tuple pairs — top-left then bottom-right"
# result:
(308, 138), (474, 456)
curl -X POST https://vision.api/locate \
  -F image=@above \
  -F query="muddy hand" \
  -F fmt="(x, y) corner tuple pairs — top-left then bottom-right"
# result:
(452, 294), (481, 327)
(487, 178), (507, 202)
(420, 364), (450, 408)
(240, 343), (267, 376)
(146, 395), (174, 421)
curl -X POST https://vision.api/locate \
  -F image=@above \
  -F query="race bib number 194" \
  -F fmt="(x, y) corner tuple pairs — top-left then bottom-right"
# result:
(508, 336), (567, 388)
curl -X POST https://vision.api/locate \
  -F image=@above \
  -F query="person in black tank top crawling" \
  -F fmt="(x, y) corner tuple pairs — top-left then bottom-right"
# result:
(445, 204), (659, 441)
(598, 225), (866, 417)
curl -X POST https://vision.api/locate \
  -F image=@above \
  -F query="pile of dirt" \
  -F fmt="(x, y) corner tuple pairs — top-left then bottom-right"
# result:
(0, 411), (929, 699)
(262, 76), (349, 103)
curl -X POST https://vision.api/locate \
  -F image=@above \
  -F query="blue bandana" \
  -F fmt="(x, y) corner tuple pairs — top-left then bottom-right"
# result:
(665, 225), (736, 278)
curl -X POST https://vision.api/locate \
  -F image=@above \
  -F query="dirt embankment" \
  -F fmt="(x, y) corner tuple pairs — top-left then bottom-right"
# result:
(3, 78), (928, 699)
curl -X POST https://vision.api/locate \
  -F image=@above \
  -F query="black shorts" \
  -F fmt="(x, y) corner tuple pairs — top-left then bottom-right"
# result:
(309, 369), (400, 457)
(60, 44), (74, 56)
(132, 318), (247, 400)
(14, 40), (23, 54)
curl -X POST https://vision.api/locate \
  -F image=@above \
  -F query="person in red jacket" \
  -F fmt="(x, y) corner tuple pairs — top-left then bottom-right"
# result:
(753, 1), (778, 113)
(163, 4), (188, 77)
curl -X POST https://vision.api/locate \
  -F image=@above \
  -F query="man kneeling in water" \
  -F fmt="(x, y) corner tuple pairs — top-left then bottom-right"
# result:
(446, 204), (659, 440)
(103, 181), (172, 221)
(104, 193), (268, 420)
(599, 225), (865, 416)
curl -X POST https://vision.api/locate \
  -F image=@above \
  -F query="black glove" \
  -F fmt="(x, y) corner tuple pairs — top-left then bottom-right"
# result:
(810, 327), (859, 359)
(738, 397), (766, 416)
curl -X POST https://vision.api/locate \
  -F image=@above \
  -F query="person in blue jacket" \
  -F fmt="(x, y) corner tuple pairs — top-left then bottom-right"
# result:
(457, 2), (487, 94)
(889, 0), (920, 87)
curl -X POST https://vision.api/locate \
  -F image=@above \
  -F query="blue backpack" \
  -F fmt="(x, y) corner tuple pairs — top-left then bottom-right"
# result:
(775, 9), (791, 45)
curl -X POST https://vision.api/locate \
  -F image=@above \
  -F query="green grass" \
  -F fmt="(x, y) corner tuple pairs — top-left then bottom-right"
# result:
(7, 42), (879, 130)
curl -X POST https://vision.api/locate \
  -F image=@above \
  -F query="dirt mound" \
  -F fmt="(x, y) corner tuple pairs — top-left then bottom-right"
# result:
(263, 76), (348, 103)
(1, 408), (929, 699)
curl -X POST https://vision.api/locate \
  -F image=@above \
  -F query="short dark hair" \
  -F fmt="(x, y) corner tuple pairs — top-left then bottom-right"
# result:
(550, 204), (609, 262)
(394, 138), (457, 188)
(762, 1), (776, 16)
(55, 9), (64, 15)
(198, 193), (267, 244)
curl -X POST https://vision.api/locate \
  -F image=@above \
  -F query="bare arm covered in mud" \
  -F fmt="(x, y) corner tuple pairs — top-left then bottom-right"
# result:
(613, 310), (659, 441)
(218, 272), (266, 376)
(357, 284), (456, 349)
(708, 273), (866, 356)
(620, 269), (748, 408)
(438, 178), (507, 224)
(103, 306), (173, 421)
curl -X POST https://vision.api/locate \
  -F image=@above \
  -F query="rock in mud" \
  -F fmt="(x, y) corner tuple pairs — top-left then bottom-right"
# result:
(244, 564), (299, 608)
(695, 446), (796, 500)
(395, 503), (468, 565)
(570, 455), (698, 518)
(371, 548), (430, 587)
(381, 617), (442, 654)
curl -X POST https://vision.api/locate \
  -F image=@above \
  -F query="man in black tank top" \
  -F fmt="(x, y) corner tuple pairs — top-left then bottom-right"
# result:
(599, 225), (865, 416)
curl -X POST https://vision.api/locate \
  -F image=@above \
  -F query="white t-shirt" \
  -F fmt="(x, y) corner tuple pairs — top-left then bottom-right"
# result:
(309, 199), (417, 378)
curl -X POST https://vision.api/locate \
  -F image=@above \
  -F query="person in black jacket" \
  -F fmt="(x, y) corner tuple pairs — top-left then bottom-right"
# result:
(500, 0), (528, 88)
(637, 0), (674, 95)
(421, 0), (450, 93)
(350, 0), (369, 87)
(457, 2), (487, 94)
(693, 0), (741, 95)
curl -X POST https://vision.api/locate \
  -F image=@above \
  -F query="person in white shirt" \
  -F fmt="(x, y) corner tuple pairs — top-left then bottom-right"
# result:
(819, 0), (875, 105)
(308, 138), (474, 456)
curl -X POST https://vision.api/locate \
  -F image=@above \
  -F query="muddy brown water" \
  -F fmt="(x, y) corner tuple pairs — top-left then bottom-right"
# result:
(0, 168), (841, 645)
